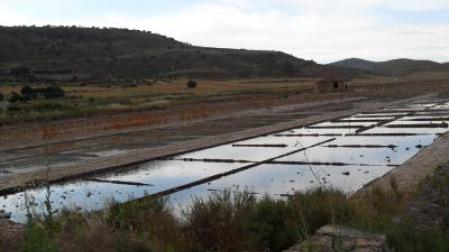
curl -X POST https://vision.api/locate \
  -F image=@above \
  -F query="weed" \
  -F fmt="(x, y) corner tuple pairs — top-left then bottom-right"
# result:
(8, 187), (449, 251)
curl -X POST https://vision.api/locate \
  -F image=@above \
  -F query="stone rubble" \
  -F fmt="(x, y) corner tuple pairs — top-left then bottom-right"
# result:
(284, 225), (388, 252)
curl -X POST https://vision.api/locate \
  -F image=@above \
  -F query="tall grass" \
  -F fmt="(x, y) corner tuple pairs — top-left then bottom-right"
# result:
(3, 187), (449, 251)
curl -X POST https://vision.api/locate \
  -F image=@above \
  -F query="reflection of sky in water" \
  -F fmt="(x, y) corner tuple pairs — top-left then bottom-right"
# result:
(311, 121), (377, 127)
(183, 164), (393, 195)
(386, 120), (449, 126)
(167, 164), (394, 216)
(0, 161), (243, 223)
(400, 116), (449, 121)
(348, 117), (394, 121)
(89, 149), (129, 157)
(365, 127), (448, 135)
(0, 155), (92, 175)
(289, 127), (359, 135)
(99, 160), (242, 185)
(386, 103), (438, 111)
(277, 134), (434, 166)
(432, 103), (449, 110)
(1, 101), (449, 223)
(178, 136), (332, 161)
(357, 113), (406, 117)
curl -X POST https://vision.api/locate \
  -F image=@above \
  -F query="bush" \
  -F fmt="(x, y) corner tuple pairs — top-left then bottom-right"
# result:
(44, 85), (65, 99)
(0, 92), (4, 102)
(186, 80), (197, 88)
(184, 191), (256, 251)
(22, 224), (57, 252)
(9, 187), (449, 252)
(8, 92), (23, 103)
(10, 66), (31, 77)
(21, 85), (37, 100)
(246, 197), (300, 251)
(16, 85), (66, 101)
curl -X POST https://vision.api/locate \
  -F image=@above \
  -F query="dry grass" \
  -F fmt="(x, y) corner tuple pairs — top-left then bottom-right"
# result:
(0, 78), (315, 126)
(62, 78), (315, 98)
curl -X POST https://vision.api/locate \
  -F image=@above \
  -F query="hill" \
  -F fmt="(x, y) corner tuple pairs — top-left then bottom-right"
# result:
(330, 58), (448, 76)
(328, 58), (381, 73)
(0, 25), (349, 82)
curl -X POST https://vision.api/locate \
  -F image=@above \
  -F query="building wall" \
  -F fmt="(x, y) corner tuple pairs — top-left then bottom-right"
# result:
(315, 81), (351, 93)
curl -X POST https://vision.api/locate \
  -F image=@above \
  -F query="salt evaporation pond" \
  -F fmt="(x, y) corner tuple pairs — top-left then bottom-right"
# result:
(1, 100), (449, 223)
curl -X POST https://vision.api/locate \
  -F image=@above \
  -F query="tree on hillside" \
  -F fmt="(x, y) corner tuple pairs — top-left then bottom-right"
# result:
(186, 80), (197, 88)
(8, 92), (22, 103)
(45, 85), (65, 99)
(21, 85), (37, 100)
(10, 66), (31, 77)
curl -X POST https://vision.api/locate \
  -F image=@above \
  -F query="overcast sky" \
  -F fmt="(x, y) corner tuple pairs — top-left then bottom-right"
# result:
(1, 0), (448, 63)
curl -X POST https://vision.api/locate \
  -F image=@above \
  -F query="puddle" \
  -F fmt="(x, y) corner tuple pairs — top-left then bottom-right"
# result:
(89, 149), (129, 157)
(1, 100), (449, 223)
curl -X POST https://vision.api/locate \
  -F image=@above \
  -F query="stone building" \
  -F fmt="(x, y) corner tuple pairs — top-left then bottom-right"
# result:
(315, 77), (352, 93)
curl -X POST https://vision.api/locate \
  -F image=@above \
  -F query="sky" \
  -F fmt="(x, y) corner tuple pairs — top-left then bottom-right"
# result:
(1, 0), (448, 63)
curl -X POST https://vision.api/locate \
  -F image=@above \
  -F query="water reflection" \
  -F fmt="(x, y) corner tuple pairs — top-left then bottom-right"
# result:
(1, 101), (449, 223)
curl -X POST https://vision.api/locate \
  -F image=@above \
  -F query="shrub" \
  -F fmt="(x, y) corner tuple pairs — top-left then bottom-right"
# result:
(106, 197), (185, 250)
(8, 92), (23, 103)
(10, 66), (31, 77)
(183, 190), (256, 251)
(22, 223), (57, 252)
(21, 85), (37, 100)
(8, 187), (449, 252)
(246, 197), (300, 251)
(44, 85), (65, 99)
(186, 79), (197, 88)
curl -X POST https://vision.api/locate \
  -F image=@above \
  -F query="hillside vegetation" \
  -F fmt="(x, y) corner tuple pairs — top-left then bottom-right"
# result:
(0, 26), (345, 82)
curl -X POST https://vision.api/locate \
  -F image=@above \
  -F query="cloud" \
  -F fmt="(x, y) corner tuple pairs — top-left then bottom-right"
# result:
(0, 0), (448, 63)
(138, 1), (449, 62)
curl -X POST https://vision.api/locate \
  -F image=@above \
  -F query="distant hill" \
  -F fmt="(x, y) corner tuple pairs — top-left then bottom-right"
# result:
(0, 25), (353, 82)
(330, 58), (448, 76)
(328, 58), (381, 73)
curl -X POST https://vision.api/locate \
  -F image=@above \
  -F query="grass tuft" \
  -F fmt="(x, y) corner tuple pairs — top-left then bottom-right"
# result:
(4, 186), (449, 251)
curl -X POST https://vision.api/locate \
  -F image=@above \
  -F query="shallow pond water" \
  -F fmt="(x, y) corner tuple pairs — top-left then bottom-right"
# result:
(1, 100), (449, 223)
